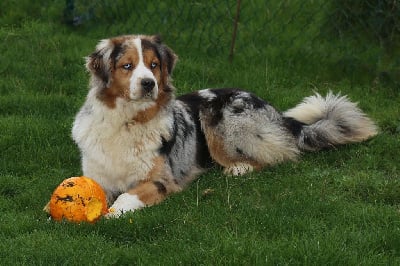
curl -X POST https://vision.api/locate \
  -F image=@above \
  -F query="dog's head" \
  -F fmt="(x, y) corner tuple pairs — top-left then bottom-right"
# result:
(86, 35), (177, 108)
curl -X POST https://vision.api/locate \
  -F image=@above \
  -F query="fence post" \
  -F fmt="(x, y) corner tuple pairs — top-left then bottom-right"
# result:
(229, 0), (242, 62)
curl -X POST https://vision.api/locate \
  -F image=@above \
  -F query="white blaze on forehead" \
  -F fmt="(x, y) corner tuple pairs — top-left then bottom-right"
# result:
(129, 37), (158, 100)
(133, 38), (144, 61)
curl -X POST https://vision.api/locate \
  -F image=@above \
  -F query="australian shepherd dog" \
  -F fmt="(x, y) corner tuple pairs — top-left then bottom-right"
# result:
(72, 34), (378, 217)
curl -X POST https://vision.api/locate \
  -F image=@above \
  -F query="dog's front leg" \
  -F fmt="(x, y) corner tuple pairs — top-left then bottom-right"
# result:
(107, 169), (181, 218)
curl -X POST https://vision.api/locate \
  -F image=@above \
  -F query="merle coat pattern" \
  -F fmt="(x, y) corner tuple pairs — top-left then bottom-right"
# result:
(71, 35), (378, 217)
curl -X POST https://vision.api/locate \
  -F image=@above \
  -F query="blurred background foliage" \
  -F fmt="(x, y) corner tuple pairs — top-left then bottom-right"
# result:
(57, 0), (400, 87)
(1, 0), (399, 87)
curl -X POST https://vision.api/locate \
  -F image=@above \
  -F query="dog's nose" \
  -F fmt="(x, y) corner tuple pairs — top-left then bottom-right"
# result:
(141, 78), (155, 92)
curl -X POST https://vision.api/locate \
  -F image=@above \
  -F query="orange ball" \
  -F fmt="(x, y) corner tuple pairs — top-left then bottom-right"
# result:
(49, 176), (108, 223)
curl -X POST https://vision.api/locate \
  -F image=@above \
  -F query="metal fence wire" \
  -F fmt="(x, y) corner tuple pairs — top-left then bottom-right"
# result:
(64, 0), (400, 85)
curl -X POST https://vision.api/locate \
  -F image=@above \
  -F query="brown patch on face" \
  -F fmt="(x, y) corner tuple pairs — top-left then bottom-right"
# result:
(203, 127), (262, 170)
(143, 49), (161, 83)
(98, 47), (140, 108)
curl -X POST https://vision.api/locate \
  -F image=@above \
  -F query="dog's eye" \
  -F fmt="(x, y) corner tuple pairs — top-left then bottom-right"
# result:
(150, 62), (158, 69)
(123, 63), (133, 70)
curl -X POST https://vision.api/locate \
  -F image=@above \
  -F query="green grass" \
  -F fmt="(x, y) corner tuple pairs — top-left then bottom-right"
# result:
(1, 1), (400, 265)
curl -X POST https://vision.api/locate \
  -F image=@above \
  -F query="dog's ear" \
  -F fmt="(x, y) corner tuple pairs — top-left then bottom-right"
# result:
(150, 34), (162, 44)
(147, 34), (178, 76)
(85, 39), (114, 87)
(163, 45), (178, 75)
(152, 35), (177, 76)
(155, 37), (178, 91)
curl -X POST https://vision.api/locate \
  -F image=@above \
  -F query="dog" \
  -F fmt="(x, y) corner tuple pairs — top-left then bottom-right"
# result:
(71, 34), (378, 218)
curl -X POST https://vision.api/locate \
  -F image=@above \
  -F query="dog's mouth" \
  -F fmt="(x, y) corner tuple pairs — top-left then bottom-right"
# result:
(128, 93), (157, 103)
(143, 92), (155, 99)
(127, 86), (158, 102)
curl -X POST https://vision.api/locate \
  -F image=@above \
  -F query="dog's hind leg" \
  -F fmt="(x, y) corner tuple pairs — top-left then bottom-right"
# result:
(198, 89), (300, 176)
(200, 124), (262, 176)
(201, 118), (299, 176)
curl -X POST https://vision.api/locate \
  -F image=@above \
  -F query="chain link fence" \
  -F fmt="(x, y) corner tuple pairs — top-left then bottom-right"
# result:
(64, 0), (236, 53)
(64, 0), (400, 86)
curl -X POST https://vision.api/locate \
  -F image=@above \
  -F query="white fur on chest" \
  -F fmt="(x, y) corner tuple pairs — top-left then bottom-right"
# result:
(72, 96), (172, 193)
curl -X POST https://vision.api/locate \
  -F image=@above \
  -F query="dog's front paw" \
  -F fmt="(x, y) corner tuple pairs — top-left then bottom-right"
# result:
(224, 163), (254, 176)
(105, 193), (145, 218)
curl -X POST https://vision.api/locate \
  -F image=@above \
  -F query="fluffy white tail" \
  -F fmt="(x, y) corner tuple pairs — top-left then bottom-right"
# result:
(284, 92), (378, 151)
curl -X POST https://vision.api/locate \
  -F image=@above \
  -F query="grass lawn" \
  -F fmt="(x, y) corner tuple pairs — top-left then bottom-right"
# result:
(1, 1), (400, 265)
